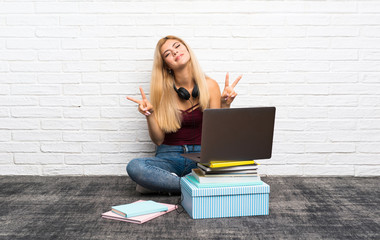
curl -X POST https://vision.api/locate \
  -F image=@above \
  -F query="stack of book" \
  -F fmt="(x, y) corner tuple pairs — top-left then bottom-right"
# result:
(186, 160), (262, 188)
(101, 200), (177, 224)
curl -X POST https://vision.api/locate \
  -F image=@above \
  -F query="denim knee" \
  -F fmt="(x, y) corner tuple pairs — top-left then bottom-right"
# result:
(126, 158), (142, 181)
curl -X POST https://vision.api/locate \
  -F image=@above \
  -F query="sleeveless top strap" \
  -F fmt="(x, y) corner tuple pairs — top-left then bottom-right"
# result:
(182, 103), (200, 113)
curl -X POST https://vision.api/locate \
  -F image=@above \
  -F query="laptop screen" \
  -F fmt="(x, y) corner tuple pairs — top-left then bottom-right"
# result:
(199, 107), (276, 163)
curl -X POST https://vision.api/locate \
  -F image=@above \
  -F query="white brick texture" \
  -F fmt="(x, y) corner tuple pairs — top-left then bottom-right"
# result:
(0, 1), (379, 176)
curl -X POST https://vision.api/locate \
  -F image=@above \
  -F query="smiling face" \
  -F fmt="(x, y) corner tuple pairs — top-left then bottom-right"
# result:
(160, 39), (191, 71)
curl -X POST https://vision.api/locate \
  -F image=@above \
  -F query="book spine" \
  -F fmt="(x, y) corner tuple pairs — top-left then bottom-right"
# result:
(111, 210), (127, 217)
(209, 161), (256, 168)
(126, 208), (168, 218)
(186, 175), (263, 188)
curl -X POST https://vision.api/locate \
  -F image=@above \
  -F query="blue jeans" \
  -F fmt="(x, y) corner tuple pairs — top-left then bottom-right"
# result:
(126, 144), (200, 193)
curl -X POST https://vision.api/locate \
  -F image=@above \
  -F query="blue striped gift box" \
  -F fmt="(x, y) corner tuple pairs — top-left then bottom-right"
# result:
(180, 176), (270, 219)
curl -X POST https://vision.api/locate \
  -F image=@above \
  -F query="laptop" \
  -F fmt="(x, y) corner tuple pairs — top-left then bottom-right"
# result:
(181, 107), (276, 163)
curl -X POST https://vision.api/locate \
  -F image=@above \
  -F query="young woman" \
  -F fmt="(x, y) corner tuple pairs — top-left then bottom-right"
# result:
(126, 35), (241, 194)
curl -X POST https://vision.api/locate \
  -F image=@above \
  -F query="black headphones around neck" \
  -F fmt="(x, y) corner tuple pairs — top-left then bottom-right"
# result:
(173, 83), (199, 100)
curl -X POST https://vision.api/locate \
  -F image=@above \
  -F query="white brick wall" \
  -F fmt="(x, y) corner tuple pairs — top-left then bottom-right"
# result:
(1, 1), (379, 176)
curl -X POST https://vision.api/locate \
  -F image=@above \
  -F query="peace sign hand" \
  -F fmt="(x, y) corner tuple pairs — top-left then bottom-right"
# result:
(126, 87), (153, 116)
(221, 72), (242, 106)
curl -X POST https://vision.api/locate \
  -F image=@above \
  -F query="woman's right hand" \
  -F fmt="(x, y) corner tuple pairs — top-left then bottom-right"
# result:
(127, 87), (164, 145)
(127, 87), (153, 117)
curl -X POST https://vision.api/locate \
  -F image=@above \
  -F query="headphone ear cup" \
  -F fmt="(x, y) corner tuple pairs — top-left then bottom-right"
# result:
(192, 84), (199, 98)
(178, 87), (191, 100)
(173, 83), (191, 100)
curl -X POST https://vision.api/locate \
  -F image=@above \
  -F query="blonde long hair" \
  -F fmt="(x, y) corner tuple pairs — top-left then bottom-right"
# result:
(150, 35), (210, 133)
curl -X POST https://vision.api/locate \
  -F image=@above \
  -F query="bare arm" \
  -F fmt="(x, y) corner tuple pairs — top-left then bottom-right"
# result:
(145, 113), (165, 145)
(206, 77), (222, 109)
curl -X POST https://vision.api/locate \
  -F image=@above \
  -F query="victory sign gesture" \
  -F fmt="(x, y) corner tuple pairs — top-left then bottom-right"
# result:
(221, 72), (242, 106)
(126, 87), (153, 116)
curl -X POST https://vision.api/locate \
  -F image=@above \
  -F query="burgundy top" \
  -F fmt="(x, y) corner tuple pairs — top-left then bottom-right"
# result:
(162, 104), (203, 145)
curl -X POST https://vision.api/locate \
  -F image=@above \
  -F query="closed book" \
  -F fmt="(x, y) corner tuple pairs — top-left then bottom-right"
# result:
(191, 169), (260, 184)
(111, 200), (168, 218)
(198, 167), (257, 175)
(185, 175), (263, 188)
(201, 160), (258, 168)
(197, 163), (258, 173)
(102, 200), (177, 224)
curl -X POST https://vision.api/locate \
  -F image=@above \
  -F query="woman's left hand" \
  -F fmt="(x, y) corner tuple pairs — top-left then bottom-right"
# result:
(221, 72), (242, 106)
